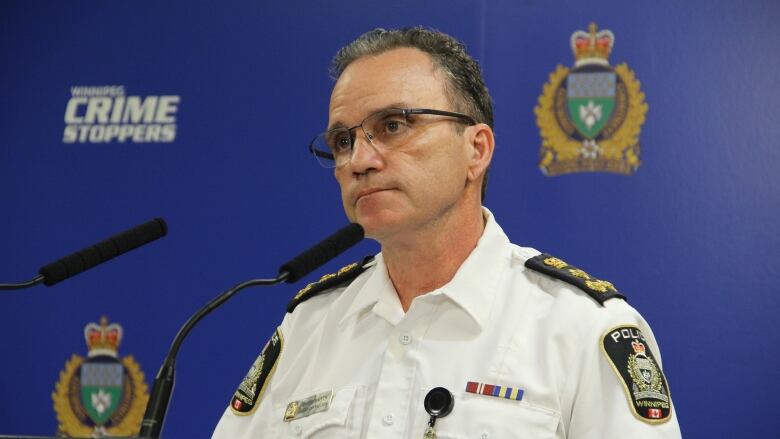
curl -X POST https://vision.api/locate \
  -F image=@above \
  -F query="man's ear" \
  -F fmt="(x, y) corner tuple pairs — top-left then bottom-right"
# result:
(466, 123), (495, 182)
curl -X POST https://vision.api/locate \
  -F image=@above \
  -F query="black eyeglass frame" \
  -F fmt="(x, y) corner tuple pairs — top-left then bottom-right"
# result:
(308, 108), (478, 166)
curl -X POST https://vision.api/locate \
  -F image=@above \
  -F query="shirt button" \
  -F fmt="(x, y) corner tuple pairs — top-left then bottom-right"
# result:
(293, 424), (303, 436)
(382, 413), (395, 425)
(398, 334), (412, 345)
(480, 434), (489, 439)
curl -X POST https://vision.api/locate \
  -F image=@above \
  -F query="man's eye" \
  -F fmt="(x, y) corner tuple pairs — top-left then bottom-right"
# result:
(382, 118), (408, 134)
(329, 133), (352, 152)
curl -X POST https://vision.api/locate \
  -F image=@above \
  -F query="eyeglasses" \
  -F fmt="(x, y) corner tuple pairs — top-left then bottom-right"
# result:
(308, 108), (477, 168)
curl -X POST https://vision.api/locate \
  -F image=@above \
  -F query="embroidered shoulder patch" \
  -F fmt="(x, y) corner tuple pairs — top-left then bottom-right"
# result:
(230, 328), (283, 416)
(286, 256), (374, 313)
(525, 253), (625, 305)
(601, 325), (672, 424)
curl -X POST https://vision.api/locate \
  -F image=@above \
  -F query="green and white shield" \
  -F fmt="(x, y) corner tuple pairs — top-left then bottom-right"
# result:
(80, 361), (123, 425)
(566, 71), (616, 139)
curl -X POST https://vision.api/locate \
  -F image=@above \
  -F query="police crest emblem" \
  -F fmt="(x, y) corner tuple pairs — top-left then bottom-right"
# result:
(52, 317), (149, 437)
(230, 328), (283, 415)
(535, 23), (648, 176)
(628, 340), (666, 400)
(602, 325), (672, 423)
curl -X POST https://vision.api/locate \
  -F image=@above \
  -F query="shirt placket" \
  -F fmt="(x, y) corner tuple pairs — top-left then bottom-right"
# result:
(365, 297), (439, 438)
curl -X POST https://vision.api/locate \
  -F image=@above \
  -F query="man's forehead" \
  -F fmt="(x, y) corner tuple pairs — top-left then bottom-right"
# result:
(327, 48), (448, 126)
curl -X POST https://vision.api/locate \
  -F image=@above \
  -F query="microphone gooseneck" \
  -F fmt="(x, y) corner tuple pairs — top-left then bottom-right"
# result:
(0, 274), (44, 291)
(140, 223), (364, 438)
(140, 274), (289, 438)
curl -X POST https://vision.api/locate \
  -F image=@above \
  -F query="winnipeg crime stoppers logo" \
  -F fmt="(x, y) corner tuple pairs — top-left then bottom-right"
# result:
(63, 85), (179, 143)
(535, 23), (647, 176)
(52, 316), (149, 437)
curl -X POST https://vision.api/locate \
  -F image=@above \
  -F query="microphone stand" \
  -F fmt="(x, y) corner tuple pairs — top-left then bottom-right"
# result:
(140, 272), (289, 438)
(140, 222), (363, 437)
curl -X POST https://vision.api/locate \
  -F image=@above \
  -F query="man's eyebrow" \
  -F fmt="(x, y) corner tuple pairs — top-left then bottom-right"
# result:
(326, 121), (348, 131)
(327, 102), (411, 131)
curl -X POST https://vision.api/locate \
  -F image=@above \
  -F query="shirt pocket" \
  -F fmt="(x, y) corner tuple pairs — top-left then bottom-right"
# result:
(271, 385), (367, 439)
(414, 391), (560, 439)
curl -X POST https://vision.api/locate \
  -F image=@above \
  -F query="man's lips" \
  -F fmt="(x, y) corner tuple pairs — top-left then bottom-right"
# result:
(355, 187), (392, 201)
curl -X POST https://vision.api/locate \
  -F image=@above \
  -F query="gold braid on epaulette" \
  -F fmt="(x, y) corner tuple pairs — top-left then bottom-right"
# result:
(286, 256), (374, 313)
(525, 253), (626, 305)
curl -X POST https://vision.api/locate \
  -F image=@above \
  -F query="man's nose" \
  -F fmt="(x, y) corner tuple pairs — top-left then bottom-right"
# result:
(348, 129), (383, 173)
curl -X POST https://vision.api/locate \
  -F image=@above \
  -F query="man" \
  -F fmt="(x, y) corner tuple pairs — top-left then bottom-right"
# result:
(213, 27), (681, 438)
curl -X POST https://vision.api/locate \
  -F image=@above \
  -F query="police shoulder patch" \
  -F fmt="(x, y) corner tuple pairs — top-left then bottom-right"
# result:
(230, 328), (283, 416)
(601, 325), (672, 423)
(524, 253), (625, 305)
(286, 256), (374, 313)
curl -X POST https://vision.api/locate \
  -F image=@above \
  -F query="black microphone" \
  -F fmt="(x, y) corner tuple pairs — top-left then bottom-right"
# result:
(140, 223), (364, 438)
(278, 222), (364, 282)
(0, 218), (168, 290)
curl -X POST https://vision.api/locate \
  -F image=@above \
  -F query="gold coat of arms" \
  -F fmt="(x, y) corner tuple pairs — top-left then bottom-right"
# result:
(52, 316), (149, 437)
(535, 23), (648, 176)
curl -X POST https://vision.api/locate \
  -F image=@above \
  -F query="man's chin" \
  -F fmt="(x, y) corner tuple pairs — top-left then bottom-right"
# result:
(355, 220), (384, 241)
(353, 213), (401, 241)
(364, 220), (427, 245)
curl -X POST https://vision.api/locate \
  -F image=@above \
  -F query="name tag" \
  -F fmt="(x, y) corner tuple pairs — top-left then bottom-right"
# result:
(283, 390), (333, 422)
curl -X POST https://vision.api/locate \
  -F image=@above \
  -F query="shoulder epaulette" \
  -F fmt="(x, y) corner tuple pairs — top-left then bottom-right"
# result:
(524, 253), (626, 305)
(286, 256), (375, 313)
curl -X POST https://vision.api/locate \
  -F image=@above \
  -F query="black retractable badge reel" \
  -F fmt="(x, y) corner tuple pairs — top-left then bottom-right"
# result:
(423, 387), (454, 438)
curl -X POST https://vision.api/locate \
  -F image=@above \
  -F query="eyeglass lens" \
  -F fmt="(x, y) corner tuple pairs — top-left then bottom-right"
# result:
(312, 109), (410, 167)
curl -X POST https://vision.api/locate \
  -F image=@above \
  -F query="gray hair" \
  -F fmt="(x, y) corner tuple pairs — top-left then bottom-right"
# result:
(330, 27), (494, 200)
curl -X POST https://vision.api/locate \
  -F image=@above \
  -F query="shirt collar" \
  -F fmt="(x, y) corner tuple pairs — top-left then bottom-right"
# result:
(435, 208), (509, 330)
(339, 207), (510, 330)
(338, 252), (400, 326)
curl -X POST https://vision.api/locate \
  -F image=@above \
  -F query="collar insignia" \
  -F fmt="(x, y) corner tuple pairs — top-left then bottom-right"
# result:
(525, 253), (626, 305)
(286, 256), (374, 313)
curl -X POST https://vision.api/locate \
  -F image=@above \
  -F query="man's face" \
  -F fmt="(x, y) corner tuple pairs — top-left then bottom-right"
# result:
(328, 48), (473, 241)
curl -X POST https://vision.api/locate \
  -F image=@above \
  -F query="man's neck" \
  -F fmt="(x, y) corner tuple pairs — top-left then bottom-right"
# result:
(380, 205), (485, 312)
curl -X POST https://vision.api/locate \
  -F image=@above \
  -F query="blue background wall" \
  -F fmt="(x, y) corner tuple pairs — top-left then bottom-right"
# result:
(1, 0), (778, 437)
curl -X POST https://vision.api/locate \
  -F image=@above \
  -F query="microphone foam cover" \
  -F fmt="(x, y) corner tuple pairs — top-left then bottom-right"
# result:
(279, 223), (364, 283)
(39, 218), (168, 286)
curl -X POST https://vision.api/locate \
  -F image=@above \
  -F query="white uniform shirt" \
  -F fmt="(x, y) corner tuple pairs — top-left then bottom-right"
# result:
(213, 210), (681, 438)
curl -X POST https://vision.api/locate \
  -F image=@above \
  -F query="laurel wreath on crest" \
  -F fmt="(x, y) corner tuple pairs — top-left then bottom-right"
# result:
(534, 63), (648, 169)
(52, 354), (149, 437)
(627, 353), (664, 393)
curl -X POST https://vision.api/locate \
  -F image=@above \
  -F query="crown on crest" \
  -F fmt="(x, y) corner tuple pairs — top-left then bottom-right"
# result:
(84, 316), (123, 358)
(570, 22), (614, 67)
(631, 340), (646, 356)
